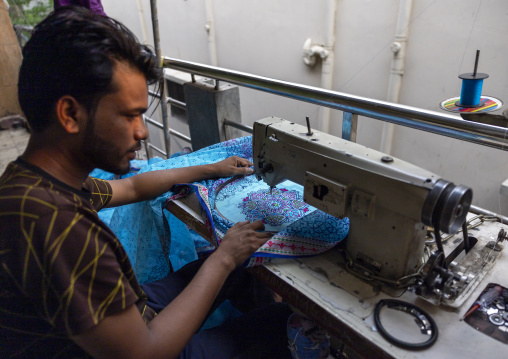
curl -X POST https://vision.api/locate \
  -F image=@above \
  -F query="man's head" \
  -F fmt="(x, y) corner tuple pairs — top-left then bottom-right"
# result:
(18, 6), (161, 133)
(79, 60), (151, 174)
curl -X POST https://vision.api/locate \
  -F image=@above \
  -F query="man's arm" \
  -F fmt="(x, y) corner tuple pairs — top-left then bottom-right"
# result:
(106, 156), (253, 207)
(72, 220), (271, 359)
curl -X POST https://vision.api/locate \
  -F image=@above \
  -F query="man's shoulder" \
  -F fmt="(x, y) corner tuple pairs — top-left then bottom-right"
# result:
(0, 161), (83, 211)
(0, 160), (41, 187)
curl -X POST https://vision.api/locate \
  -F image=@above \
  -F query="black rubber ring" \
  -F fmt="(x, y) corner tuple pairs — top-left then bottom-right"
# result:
(374, 299), (438, 350)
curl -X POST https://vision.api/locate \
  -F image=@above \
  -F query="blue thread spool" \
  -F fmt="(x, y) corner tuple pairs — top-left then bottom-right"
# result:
(456, 50), (489, 107)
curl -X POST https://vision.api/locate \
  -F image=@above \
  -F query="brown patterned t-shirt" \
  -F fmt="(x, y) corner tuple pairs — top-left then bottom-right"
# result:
(0, 158), (154, 358)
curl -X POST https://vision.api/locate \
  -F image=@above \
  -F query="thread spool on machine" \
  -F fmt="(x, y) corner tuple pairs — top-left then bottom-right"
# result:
(440, 50), (503, 113)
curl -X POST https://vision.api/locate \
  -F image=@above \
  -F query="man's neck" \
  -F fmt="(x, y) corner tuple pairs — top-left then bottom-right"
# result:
(21, 135), (92, 190)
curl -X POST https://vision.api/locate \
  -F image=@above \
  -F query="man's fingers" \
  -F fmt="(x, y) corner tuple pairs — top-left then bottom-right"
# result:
(233, 220), (251, 227)
(257, 231), (274, 241)
(254, 232), (274, 248)
(247, 220), (266, 231)
(230, 156), (254, 174)
(237, 166), (254, 175)
(229, 220), (266, 232)
(236, 158), (253, 167)
(258, 231), (274, 238)
(227, 156), (253, 167)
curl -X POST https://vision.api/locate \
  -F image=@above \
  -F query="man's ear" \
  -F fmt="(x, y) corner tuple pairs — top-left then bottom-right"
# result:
(55, 95), (87, 134)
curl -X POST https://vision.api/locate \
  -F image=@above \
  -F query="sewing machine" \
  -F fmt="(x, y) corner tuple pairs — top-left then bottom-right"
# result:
(253, 117), (505, 308)
(167, 116), (508, 357)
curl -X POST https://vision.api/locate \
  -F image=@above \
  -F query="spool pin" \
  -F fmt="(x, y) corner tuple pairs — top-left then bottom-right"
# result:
(456, 50), (489, 108)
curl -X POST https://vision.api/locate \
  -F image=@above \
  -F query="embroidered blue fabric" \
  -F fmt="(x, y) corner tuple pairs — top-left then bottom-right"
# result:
(200, 174), (350, 264)
(92, 136), (349, 331)
(216, 178), (316, 232)
(96, 137), (254, 284)
(96, 136), (348, 284)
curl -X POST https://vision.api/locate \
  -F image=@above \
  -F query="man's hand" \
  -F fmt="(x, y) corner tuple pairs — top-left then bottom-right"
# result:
(107, 156), (253, 207)
(73, 221), (273, 359)
(213, 220), (272, 271)
(210, 156), (254, 178)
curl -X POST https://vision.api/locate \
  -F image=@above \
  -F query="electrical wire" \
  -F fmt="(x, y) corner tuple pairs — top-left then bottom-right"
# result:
(457, 0), (484, 76)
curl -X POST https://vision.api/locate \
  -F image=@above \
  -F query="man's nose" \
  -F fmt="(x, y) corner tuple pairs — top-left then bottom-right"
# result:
(134, 116), (149, 141)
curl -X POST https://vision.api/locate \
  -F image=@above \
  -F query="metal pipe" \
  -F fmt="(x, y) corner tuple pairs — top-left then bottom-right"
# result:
(145, 116), (191, 142)
(469, 205), (508, 224)
(148, 89), (161, 99)
(167, 97), (187, 110)
(144, 116), (164, 129)
(148, 90), (187, 110)
(147, 143), (167, 156)
(204, 0), (218, 66)
(318, 0), (338, 133)
(169, 129), (191, 143)
(223, 119), (253, 134)
(135, 0), (150, 44)
(150, 0), (171, 158)
(162, 57), (508, 151)
(342, 112), (358, 142)
(141, 139), (150, 160)
(380, 0), (413, 154)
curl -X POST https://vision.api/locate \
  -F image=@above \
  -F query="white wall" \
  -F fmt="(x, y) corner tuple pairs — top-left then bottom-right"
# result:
(103, 0), (508, 214)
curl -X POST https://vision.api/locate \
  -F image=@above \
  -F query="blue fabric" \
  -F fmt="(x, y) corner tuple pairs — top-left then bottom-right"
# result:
(202, 174), (349, 262)
(90, 158), (164, 180)
(92, 137), (347, 331)
(287, 313), (330, 359)
(95, 136), (349, 283)
(164, 136), (349, 267)
(216, 178), (316, 232)
(92, 153), (235, 330)
(95, 137), (254, 284)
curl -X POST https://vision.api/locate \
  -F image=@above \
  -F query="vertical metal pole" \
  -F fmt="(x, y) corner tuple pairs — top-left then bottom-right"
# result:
(150, 0), (171, 158)
(342, 112), (358, 142)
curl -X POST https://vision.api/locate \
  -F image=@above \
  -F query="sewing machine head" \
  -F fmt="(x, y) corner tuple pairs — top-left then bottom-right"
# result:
(253, 117), (472, 286)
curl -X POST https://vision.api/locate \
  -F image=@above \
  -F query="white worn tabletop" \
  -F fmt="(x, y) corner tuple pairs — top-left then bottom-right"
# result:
(167, 194), (508, 358)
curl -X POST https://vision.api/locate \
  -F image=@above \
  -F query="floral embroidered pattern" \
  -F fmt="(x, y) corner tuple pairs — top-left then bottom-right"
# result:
(153, 136), (349, 269)
(162, 137), (350, 267)
(239, 188), (310, 226)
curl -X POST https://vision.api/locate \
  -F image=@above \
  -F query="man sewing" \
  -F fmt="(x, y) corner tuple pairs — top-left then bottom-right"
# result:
(0, 6), (291, 358)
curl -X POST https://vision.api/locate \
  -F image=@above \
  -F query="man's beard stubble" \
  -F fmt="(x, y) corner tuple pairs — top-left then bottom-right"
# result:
(81, 115), (133, 175)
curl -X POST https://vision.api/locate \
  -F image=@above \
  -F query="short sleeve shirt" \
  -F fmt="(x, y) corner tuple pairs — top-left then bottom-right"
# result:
(0, 159), (153, 358)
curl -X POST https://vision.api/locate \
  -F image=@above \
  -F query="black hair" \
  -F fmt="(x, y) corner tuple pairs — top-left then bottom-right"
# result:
(18, 6), (162, 132)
